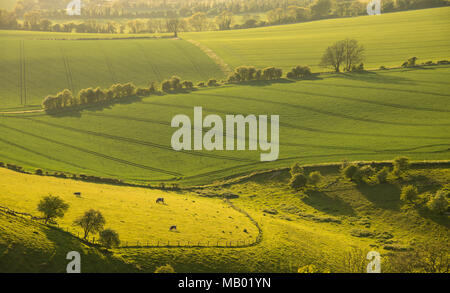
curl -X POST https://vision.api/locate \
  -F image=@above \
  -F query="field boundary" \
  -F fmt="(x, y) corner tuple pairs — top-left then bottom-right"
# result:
(185, 39), (232, 75)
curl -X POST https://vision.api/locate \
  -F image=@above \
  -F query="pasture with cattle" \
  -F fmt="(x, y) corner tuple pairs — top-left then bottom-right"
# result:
(0, 1), (449, 274)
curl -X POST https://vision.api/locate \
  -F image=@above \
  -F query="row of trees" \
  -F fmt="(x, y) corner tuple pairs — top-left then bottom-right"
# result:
(227, 66), (283, 83)
(3, 0), (448, 33)
(37, 195), (120, 248)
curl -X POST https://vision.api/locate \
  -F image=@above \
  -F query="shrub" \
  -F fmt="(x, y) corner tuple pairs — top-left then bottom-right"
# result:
(207, 79), (219, 86)
(374, 166), (390, 184)
(402, 57), (418, 68)
(379, 66), (387, 70)
(262, 67), (283, 80)
(154, 264), (175, 273)
(161, 80), (172, 92)
(290, 173), (308, 190)
(197, 82), (205, 87)
(136, 88), (151, 96)
(35, 169), (43, 175)
(99, 228), (121, 248)
(170, 76), (182, 91)
(182, 80), (194, 89)
(308, 171), (323, 186)
(427, 190), (449, 214)
(342, 164), (362, 182)
(400, 185), (418, 202)
(286, 65), (312, 79)
(290, 162), (304, 177)
(437, 60), (450, 65)
(392, 156), (410, 177)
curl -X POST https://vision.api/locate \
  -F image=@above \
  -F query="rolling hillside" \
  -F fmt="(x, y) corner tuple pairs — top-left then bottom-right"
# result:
(0, 65), (449, 185)
(184, 7), (450, 72)
(1, 163), (448, 272)
(0, 32), (225, 110)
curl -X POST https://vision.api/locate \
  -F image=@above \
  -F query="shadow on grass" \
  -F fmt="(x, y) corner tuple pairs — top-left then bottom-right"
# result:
(416, 207), (450, 229)
(302, 190), (356, 216)
(356, 183), (401, 211)
(42, 225), (135, 273)
(331, 70), (415, 85)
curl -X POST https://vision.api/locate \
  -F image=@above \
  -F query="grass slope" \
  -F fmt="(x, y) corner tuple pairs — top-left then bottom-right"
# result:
(0, 66), (449, 185)
(184, 7), (450, 72)
(1, 164), (448, 272)
(0, 32), (224, 109)
(0, 211), (137, 273)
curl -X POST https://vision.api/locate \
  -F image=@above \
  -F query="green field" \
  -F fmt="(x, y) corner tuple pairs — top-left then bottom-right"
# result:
(1, 65), (449, 185)
(1, 164), (448, 272)
(184, 7), (450, 72)
(0, 32), (224, 109)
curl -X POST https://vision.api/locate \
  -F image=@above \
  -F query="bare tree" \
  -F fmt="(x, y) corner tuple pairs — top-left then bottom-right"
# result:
(320, 39), (364, 72)
(166, 18), (184, 38)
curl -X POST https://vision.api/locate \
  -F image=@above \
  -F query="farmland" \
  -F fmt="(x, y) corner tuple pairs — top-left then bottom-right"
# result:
(0, 65), (449, 186)
(184, 7), (450, 72)
(1, 163), (448, 272)
(0, 6), (449, 273)
(0, 32), (225, 109)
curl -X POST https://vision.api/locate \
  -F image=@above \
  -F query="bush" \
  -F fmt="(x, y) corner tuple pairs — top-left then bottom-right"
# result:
(197, 82), (206, 87)
(392, 156), (410, 177)
(99, 228), (121, 248)
(161, 80), (172, 92)
(154, 264), (175, 273)
(308, 171), (323, 186)
(290, 173), (308, 190)
(182, 80), (194, 89)
(286, 65), (312, 79)
(290, 162), (304, 177)
(136, 88), (151, 96)
(207, 79), (219, 86)
(400, 185), (418, 202)
(374, 167), (390, 184)
(262, 67), (283, 80)
(427, 190), (449, 214)
(402, 57), (418, 68)
(342, 164), (362, 182)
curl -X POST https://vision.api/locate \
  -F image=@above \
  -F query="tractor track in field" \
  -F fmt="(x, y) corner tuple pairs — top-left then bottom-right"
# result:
(60, 48), (75, 93)
(140, 100), (450, 141)
(197, 92), (450, 128)
(259, 86), (450, 114)
(135, 42), (163, 82)
(17, 116), (256, 163)
(98, 43), (118, 84)
(172, 41), (208, 81)
(0, 123), (182, 177)
(185, 39), (232, 75)
(18, 40), (27, 105)
(0, 136), (97, 173)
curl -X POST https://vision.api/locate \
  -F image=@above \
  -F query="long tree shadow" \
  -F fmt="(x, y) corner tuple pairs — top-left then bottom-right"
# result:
(356, 183), (401, 211)
(416, 207), (450, 229)
(332, 70), (415, 85)
(302, 190), (356, 216)
(42, 225), (136, 273)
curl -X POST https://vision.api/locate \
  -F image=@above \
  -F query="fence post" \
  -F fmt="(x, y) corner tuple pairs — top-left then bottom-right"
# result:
(168, 240), (169, 246)
(198, 241), (200, 246)
(137, 241), (139, 246)
(178, 241), (180, 247)
(157, 240), (159, 246)
(147, 241), (149, 247)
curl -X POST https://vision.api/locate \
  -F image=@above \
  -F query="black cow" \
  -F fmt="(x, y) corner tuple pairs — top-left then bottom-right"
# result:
(169, 225), (177, 231)
(156, 197), (165, 204)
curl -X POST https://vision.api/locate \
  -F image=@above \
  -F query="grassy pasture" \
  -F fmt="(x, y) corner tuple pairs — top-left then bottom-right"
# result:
(0, 167), (259, 245)
(0, 33), (224, 109)
(184, 7), (450, 72)
(1, 164), (448, 272)
(0, 66), (449, 185)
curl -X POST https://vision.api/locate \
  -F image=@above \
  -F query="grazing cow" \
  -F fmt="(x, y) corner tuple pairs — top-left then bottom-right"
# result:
(156, 197), (165, 204)
(74, 192), (81, 198)
(169, 225), (177, 231)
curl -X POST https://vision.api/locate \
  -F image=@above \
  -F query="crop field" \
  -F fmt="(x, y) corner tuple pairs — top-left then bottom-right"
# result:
(0, 65), (449, 185)
(184, 7), (450, 72)
(0, 33), (224, 110)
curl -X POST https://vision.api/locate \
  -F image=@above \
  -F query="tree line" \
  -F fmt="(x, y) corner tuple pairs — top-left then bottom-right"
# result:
(2, 0), (448, 33)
